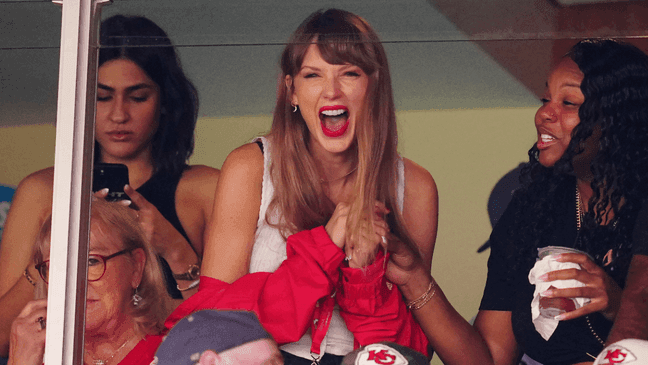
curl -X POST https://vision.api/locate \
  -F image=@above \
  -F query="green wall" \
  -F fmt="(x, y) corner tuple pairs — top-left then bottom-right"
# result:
(1, 106), (537, 332)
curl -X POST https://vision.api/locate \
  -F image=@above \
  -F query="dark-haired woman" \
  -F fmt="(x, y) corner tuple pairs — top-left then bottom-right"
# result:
(202, 8), (436, 364)
(386, 39), (648, 365)
(0, 14), (219, 357)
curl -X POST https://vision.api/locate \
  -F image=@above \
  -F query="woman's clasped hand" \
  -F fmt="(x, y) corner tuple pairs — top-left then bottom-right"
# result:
(325, 202), (390, 269)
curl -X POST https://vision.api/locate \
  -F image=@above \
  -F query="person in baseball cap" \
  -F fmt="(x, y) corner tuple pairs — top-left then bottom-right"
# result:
(152, 310), (283, 365)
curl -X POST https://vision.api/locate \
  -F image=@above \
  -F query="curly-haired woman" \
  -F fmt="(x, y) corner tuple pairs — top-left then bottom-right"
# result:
(386, 39), (648, 365)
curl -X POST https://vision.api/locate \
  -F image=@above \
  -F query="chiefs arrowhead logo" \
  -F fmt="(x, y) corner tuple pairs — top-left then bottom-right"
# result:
(354, 344), (408, 365)
(596, 345), (637, 364)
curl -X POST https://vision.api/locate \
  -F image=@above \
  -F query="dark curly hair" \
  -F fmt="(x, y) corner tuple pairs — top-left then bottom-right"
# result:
(96, 15), (198, 177)
(513, 39), (648, 282)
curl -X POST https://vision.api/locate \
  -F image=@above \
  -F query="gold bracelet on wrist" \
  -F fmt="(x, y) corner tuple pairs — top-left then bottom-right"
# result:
(23, 268), (37, 287)
(406, 280), (436, 310)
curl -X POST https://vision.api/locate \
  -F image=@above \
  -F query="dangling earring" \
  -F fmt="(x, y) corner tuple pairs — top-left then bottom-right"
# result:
(132, 287), (142, 307)
(291, 103), (298, 113)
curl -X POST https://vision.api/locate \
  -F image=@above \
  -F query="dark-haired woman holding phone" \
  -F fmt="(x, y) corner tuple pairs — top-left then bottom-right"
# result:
(0, 15), (219, 358)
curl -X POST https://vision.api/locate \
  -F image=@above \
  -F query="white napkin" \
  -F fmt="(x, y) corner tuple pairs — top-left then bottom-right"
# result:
(528, 255), (589, 340)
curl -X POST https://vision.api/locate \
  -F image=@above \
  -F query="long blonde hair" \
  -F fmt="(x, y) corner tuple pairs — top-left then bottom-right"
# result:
(268, 8), (417, 262)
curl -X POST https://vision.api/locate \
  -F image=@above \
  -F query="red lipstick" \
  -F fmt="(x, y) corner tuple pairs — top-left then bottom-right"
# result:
(319, 105), (349, 138)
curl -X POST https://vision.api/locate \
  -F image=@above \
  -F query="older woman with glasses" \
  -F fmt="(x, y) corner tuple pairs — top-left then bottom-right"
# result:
(7, 199), (172, 365)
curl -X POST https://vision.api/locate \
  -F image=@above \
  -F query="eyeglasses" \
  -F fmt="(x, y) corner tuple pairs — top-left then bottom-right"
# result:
(35, 249), (132, 284)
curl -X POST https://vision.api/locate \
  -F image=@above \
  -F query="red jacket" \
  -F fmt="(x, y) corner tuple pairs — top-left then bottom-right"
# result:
(120, 226), (429, 364)
(337, 250), (429, 354)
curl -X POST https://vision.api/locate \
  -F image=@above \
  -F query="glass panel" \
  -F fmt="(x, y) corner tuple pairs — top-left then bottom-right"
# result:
(0, 2), (60, 129)
(0, 0), (61, 362)
(4, 0), (648, 363)
(94, 5), (646, 365)
(0, 3), (60, 207)
(103, 0), (648, 43)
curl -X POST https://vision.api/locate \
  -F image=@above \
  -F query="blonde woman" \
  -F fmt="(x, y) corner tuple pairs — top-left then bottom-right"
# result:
(202, 8), (437, 364)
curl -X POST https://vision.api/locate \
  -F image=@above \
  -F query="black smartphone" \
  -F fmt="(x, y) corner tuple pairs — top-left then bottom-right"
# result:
(92, 163), (130, 201)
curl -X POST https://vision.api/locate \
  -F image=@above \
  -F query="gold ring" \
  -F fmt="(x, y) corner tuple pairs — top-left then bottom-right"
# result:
(37, 317), (46, 330)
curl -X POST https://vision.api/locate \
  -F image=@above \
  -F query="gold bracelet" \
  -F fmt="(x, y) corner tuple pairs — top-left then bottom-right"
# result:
(23, 269), (37, 287)
(406, 281), (436, 310)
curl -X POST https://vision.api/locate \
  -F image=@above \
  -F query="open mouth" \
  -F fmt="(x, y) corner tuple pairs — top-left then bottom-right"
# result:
(319, 106), (349, 138)
(537, 133), (556, 148)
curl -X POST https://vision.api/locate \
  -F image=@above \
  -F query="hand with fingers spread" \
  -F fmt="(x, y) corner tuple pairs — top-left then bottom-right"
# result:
(540, 253), (622, 321)
(8, 299), (47, 365)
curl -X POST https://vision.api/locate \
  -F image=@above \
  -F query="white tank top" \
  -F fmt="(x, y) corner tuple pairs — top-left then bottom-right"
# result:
(249, 136), (405, 358)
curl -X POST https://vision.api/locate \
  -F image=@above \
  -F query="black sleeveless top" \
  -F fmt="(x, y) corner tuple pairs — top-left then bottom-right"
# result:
(137, 170), (193, 299)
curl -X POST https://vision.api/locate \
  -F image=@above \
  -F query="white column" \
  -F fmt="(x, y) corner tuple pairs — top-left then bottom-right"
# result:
(45, 0), (110, 364)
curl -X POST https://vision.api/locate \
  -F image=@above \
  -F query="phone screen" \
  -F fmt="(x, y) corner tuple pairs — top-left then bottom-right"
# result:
(92, 163), (130, 201)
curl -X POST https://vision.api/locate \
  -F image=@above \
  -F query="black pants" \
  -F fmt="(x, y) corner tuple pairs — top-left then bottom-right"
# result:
(280, 350), (344, 365)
